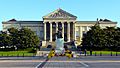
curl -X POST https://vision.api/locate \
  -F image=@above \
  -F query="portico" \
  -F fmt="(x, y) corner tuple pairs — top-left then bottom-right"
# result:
(43, 21), (75, 42)
(43, 8), (77, 42)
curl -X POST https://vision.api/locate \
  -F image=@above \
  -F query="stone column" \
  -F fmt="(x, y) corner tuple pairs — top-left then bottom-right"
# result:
(67, 22), (70, 42)
(56, 22), (58, 33)
(44, 22), (46, 41)
(62, 22), (64, 40)
(50, 22), (52, 42)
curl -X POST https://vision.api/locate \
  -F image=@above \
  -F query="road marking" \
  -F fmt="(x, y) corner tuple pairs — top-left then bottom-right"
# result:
(35, 59), (49, 68)
(35, 62), (42, 68)
(80, 62), (89, 68)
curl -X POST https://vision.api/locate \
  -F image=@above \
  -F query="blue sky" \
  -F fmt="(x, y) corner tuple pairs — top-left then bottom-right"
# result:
(0, 0), (120, 30)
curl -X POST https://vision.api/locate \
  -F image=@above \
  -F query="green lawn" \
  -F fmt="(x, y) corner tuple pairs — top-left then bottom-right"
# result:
(0, 51), (120, 56)
(87, 51), (120, 55)
(0, 51), (35, 56)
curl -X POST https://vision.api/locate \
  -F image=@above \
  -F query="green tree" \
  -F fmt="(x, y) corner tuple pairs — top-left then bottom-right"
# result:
(18, 28), (40, 49)
(104, 27), (116, 47)
(82, 25), (120, 51)
(82, 25), (106, 50)
(1, 27), (40, 51)
(0, 32), (12, 48)
(8, 27), (19, 48)
(114, 27), (120, 51)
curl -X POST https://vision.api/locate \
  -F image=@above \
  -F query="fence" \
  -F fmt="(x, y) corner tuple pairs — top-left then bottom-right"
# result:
(0, 51), (120, 57)
(83, 51), (120, 56)
(0, 53), (36, 57)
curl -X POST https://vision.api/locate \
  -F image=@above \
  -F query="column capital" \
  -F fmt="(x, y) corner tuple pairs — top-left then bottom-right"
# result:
(56, 22), (58, 24)
(49, 21), (54, 24)
(61, 21), (65, 24)
(43, 21), (48, 23)
(56, 21), (60, 23)
(67, 21), (74, 23)
(67, 22), (70, 24)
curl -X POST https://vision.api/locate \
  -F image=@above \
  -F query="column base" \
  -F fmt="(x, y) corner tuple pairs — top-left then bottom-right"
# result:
(67, 40), (70, 42)
(49, 40), (52, 42)
(42, 41), (46, 47)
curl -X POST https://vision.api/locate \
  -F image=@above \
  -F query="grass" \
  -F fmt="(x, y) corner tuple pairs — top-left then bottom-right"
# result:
(0, 51), (35, 56)
(0, 50), (120, 56)
(87, 51), (120, 55)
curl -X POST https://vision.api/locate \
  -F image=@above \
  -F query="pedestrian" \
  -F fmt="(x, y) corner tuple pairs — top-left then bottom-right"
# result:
(84, 49), (87, 56)
(79, 48), (82, 55)
(39, 41), (42, 51)
(90, 49), (92, 56)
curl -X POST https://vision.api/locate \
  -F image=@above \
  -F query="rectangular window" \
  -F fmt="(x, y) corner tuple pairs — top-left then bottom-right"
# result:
(76, 31), (80, 37)
(40, 31), (44, 38)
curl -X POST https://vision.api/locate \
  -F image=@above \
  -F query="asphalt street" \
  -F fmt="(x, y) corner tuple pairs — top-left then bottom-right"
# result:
(0, 56), (120, 68)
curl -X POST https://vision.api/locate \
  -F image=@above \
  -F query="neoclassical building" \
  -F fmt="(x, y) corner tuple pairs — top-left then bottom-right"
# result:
(2, 8), (117, 46)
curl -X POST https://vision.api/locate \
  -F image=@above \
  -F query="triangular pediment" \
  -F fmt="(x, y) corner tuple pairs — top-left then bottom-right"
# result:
(43, 8), (77, 19)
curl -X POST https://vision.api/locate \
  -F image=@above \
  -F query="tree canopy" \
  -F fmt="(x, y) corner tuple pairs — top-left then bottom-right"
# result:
(0, 27), (40, 51)
(81, 25), (120, 51)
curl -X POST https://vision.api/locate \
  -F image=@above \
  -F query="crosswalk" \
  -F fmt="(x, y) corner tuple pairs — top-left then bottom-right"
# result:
(37, 57), (88, 68)
(38, 62), (86, 68)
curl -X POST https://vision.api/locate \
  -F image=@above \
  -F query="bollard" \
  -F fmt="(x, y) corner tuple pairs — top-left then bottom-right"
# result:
(23, 53), (24, 57)
(95, 52), (96, 56)
(116, 52), (118, 56)
(100, 52), (102, 56)
(111, 52), (112, 56)
(90, 50), (92, 56)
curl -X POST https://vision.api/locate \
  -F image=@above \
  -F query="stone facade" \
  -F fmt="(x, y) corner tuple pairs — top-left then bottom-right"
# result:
(2, 8), (117, 46)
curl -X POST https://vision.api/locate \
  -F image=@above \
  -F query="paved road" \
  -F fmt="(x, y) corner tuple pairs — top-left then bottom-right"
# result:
(0, 56), (120, 68)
